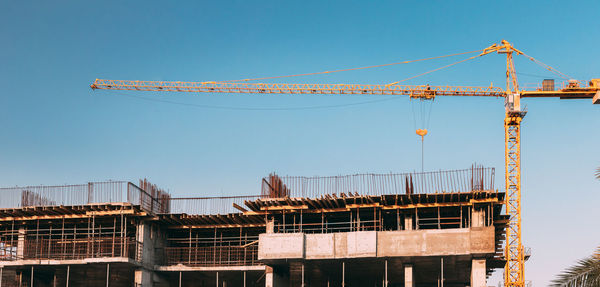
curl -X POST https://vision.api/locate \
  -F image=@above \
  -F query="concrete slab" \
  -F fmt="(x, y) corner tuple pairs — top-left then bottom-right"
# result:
(155, 265), (266, 272)
(0, 257), (136, 267)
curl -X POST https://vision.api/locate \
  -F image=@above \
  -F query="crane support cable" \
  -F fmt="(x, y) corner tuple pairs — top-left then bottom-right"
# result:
(386, 51), (488, 86)
(215, 49), (484, 83)
(518, 52), (573, 80)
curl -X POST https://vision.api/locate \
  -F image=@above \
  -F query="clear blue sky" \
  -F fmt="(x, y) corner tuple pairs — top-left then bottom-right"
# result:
(1, 1), (598, 285)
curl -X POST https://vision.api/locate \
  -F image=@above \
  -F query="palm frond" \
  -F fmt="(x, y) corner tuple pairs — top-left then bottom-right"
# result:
(551, 246), (600, 287)
(596, 167), (600, 180)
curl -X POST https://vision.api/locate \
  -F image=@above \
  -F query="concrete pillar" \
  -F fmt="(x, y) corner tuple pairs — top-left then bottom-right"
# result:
(265, 266), (274, 287)
(404, 215), (413, 230)
(134, 269), (153, 287)
(134, 221), (164, 287)
(265, 266), (288, 287)
(471, 208), (485, 228)
(266, 219), (275, 234)
(17, 227), (25, 259)
(471, 259), (486, 287)
(404, 264), (414, 287)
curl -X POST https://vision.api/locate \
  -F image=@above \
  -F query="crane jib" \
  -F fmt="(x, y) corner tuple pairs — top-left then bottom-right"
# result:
(91, 79), (506, 97)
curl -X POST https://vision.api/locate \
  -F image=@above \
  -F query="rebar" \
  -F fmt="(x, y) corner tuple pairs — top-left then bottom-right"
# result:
(262, 166), (495, 198)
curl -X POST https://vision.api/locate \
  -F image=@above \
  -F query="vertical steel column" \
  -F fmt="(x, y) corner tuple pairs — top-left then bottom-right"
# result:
(384, 260), (388, 287)
(301, 263), (305, 287)
(123, 215), (127, 257)
(106, 263), (110, 287)
(61, 218), (66, 259)
(112, 217), (116, 257)
(0, 267), (3, 287)
(243, 271), (246, 287)
(300, 210), (303, 232)
(342, 262), (345, 287)
(188, 228), (192, 264)
(321, 212), (324, 233)
(216, 271), (219, 287)
(396, 209), (400, 230)
(179, 271), (182, 287)
(66, 265), (70, 287)
(10, 221), (14, 260)
(440, 257), (444, 287)
(30, 266), (33, 287)
(120, 212), (124, 257)
(35, 220), (39, 258)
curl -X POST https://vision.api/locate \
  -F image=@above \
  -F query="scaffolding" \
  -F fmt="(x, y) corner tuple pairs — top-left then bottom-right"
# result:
(0, 207), (140, 262)
(0, 166), (508, 287)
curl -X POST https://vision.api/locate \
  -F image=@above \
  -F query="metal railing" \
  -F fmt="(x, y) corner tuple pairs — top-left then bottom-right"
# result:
(165, 195), (263, 215)
(262, 166), (495, 198)
(164, 245), (259, 267)
(275, 219), (380, 234)
(0, 181), (167, 214)
(0, 237), (140, 261)
(521, 80), (590, 91)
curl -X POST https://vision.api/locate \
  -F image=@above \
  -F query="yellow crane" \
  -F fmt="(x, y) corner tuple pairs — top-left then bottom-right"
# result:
(91, 40), (599, 287)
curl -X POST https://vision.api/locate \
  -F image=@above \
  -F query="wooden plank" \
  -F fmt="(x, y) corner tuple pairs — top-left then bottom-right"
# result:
(232, 203), (248, 212)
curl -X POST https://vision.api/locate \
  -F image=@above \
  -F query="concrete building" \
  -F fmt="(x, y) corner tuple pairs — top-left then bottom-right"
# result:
(0, 167), (508, 286)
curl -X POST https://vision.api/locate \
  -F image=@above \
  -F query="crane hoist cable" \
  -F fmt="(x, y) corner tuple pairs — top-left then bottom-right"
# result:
(411, 92), (434, 174)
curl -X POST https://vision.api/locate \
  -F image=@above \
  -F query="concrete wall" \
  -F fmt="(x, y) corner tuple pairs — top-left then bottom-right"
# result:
(259, 227), (495, 261)
(378, 227), (495, 257)
(303, 232), (378, 259)
(258, 233), (305, 260)
(305, 233), (334, 259)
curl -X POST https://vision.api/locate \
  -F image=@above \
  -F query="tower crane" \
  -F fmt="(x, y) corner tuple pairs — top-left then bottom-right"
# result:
(90, 40), (599, 287)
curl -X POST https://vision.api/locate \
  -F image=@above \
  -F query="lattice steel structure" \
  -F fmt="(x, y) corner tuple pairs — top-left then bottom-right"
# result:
(504, 115), (524, 286)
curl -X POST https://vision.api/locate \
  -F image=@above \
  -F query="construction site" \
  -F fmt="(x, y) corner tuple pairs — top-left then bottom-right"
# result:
(0, 166), (514, 287)
(0, 38), (598, 287)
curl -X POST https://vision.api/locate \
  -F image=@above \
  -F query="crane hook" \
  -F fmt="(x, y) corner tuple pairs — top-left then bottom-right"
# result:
(416, 128), (428, 140)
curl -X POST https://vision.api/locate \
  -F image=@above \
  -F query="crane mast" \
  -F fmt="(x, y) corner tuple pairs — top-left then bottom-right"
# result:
(91, 41), (599, 287)
(498, 40), (526, 287)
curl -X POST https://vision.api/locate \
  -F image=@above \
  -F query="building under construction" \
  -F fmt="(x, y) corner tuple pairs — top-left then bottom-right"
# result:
(0, 166), (511, 287)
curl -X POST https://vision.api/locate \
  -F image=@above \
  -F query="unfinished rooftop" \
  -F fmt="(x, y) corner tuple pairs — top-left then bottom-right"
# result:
(0, 166), (509, 287)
